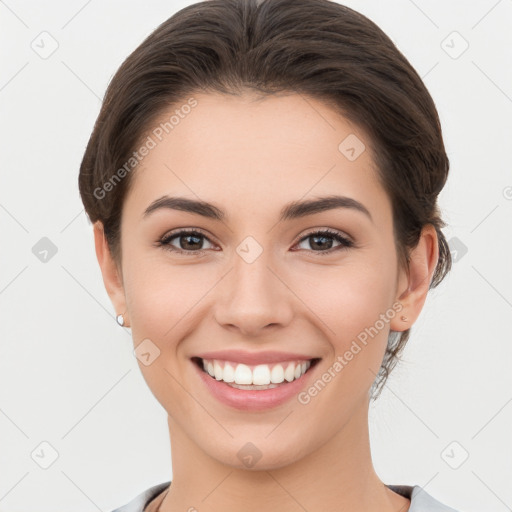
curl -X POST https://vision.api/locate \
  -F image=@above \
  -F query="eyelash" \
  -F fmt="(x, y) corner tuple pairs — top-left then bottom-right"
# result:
(156, 228), (354, 257)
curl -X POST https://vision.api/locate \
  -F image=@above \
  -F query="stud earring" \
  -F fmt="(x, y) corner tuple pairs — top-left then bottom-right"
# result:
(400, 315), (408, 321)
(116, 314), (125, 326)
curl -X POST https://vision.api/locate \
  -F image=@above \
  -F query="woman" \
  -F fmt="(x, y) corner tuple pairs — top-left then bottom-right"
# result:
(79, 0), (459, 510)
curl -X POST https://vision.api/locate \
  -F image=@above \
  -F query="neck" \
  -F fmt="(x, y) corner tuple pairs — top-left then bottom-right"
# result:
(160, 397), (409, 512)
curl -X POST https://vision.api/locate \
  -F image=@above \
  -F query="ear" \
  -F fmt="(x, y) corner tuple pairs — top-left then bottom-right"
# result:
(390, 224), (439, 332)
(93, 221), (129, 327)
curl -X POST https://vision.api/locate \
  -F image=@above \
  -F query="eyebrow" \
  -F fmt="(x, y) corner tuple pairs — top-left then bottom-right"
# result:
(143, 194), (373, 223)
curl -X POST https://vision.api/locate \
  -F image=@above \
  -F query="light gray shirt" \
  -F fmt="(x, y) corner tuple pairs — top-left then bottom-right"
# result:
(111, 481), (461, 511)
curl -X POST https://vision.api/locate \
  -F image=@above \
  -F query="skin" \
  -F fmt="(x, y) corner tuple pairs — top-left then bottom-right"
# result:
(94, 91), (438, 512)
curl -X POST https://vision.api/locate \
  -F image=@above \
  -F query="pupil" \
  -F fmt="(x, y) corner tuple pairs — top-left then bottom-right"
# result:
(183, 234), (201, 249)
(311, 235), (332, 250)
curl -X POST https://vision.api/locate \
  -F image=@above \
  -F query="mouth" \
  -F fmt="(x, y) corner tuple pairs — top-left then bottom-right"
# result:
(191, 356), (321, 390)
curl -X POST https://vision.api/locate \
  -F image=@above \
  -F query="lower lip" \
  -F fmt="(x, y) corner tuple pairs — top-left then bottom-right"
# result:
(193, 360), (318, 411)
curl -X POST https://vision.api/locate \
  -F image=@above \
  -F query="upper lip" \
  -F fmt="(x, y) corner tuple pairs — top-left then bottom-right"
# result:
(193, 350), (319, 366)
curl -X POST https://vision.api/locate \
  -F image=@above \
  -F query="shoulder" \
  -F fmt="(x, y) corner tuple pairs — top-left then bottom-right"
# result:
(388, 484), (462, 512)
(112, 481), (463, 512)
(110, 481), (171, 512)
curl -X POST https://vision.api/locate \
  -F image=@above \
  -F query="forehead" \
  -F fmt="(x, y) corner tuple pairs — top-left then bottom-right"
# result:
(124, 91), (390, 224)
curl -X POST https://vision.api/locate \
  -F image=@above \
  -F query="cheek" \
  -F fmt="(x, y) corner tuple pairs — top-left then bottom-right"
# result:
(303, 256), (396, 331)
(123, 253), (207, 340)
(303, 256), (397, 378)
(121, 261), (203, 412)
(283, 264), (397, 440)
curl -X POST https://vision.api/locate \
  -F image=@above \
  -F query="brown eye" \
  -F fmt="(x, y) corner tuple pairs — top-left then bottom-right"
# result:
(294, 229), (354, 255)
(157, 228), (354, 257)
(159, 229), (214, 255)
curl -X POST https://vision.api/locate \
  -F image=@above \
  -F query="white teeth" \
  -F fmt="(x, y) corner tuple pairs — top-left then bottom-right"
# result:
(200, 358), (313, 385)
(252, 365), (271, 385)
(234, 363), (253, 385)
(228, 382), (280, 390)
(222, 362), (235, 383)
(214, 360), (223, 380)
(284, 362), (295, 382)
(270, 364), (285, 384)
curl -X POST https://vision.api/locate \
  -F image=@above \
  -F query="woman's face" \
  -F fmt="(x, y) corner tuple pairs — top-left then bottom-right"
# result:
(100, 92), (413, 469)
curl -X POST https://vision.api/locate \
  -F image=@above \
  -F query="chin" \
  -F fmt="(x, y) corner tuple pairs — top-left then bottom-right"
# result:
(202, 434), (311, 472)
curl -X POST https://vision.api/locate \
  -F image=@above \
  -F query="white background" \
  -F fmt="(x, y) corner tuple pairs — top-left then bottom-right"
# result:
(1, 1), (511, 511)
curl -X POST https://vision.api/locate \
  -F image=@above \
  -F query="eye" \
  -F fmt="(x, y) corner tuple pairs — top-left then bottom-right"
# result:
(156, 227), (354, 257)
(293, 229), (354, 255)
(157, 229), (216, 256)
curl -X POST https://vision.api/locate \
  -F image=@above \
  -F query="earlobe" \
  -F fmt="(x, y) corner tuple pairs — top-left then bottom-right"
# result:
(390, 224), (439, 332)
(93, 221), (129, 327)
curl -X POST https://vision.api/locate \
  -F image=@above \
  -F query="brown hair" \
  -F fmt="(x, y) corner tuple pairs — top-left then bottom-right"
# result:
(78, 0), (452, 399)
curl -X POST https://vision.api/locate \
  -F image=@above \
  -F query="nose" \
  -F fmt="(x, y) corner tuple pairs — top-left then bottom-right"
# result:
(213, 250), (294, 337)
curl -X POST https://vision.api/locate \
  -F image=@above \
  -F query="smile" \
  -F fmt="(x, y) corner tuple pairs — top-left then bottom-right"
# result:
(190, 356), (321, 410)
(193, 357), (319, 389)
